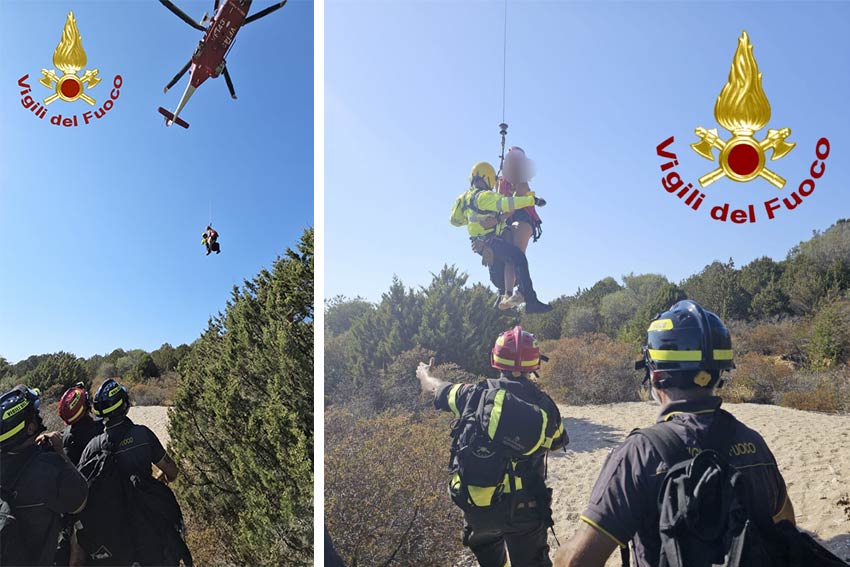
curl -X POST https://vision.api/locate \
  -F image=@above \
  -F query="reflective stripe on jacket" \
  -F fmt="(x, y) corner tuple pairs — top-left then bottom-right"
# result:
(463, 190), (536, 238)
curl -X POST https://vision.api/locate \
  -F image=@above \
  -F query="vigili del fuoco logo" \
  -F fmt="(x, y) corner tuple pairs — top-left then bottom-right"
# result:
(656, 31), (830, 223)
(17, 11), (122, 127)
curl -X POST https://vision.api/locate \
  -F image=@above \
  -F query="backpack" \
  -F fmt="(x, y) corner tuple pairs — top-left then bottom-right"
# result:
(76, 442), (135, 565)
(0, 453), (40, 566)
(130, 474), (193, 566)
(626, 411), (849, 567)
(450, 188), (490, 227)
(448, 380), (550, 515)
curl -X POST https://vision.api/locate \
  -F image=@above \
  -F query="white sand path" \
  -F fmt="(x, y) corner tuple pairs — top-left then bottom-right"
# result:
(546, 402), (850, 565)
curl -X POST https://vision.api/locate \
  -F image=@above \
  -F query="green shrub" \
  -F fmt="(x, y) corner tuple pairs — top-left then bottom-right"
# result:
(808, 300), (850, 370)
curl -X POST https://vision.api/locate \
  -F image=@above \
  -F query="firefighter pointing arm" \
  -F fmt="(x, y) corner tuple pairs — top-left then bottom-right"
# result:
(416, 327), (567, 567)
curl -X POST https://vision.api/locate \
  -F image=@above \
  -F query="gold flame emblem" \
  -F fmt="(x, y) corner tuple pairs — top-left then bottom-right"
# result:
(39, 12), (101, 106)
(691, 31), (795, 189)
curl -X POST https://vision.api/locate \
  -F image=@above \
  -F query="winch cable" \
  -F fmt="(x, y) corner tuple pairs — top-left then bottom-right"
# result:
(497, 0), (509, 179)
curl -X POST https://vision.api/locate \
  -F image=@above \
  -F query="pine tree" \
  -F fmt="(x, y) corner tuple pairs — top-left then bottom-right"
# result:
(169, 229), (313, 565)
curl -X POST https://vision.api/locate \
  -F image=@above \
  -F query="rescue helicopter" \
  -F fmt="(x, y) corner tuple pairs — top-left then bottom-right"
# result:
(157, 0), (286, 129)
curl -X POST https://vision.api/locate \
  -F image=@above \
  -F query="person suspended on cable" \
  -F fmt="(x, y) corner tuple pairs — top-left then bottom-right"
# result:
(202, 225), (220, 255)
(449, 161), (552, 313)
(499, 146), (545, 299)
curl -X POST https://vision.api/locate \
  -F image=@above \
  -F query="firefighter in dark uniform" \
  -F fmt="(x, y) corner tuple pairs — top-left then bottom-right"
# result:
(78, 379), (178, 482)
(417, 326), (568, 567)
(58, 382), (104, 466)
(0, 385), (88, 566)
(76, 379), (181, 566)
(554, 300), (795, 567)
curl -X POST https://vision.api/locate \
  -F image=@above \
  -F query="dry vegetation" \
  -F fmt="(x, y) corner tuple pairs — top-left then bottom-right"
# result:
(538, 334), (640, 405)
(326, 408), (464, 567)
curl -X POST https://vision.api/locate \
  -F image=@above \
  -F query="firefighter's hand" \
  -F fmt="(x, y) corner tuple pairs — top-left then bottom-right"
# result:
(416, 357), (441, 396)
(37, 431), (63, 453)
(534, 197), (547, 207)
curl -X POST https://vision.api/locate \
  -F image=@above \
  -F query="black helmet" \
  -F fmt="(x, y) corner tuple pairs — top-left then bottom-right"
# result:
(635, 300), (734, 389)
(0, 386), (43, 451)
(93, 379), (130, 418)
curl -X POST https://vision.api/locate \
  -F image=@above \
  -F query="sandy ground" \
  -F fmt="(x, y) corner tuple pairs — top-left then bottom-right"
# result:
(129, 405), (850, 564)
(128, 405), (171, 448)
(545, 401), (850, 565)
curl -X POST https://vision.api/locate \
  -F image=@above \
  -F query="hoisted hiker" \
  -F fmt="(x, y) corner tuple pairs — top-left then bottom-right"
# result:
(76, 379), (191, 566)
(202, 225), (220, 255)
(0, 385), (88, 566)
(555, 300), (849, 567)
(417, 326), (567, 567)
(59, 382), (104, 467)
(498, 146), (545, 298)
(450, 161), (552, 314)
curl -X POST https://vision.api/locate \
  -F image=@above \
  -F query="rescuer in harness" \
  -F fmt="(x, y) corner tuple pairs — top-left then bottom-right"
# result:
(451, 161), (552, 313)
(202, 225), (220, 255)
(416, 326), (567, 566)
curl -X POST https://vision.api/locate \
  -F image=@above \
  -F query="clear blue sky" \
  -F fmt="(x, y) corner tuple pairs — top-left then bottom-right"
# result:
(326, 1), (849, 304)
(0, 0), (313, 363)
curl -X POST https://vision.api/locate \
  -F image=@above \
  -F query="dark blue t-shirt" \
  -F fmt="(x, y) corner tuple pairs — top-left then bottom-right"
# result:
(581, 397), (787, 567)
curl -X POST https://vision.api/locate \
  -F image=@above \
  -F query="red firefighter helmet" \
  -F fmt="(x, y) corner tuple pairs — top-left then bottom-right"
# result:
(58, 383), (91, 425)
(491, 326), (542, 372)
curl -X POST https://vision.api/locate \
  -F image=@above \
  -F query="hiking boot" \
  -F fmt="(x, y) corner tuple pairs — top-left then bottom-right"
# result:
(493, 291), (505, 309)
(500, 292), (525, 310)
(525, 299), (553, 314)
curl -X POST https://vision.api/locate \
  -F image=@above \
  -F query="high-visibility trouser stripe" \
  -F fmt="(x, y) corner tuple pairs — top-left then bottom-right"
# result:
(488, 390), (505, 439)
(448, 384), (462, 418)
(523, 410), (548, 456)
(0, 420), (25, 442)
(580, 515), (626, 548)
(98, 399), (124, 415)
(648, 349), (733, 362)
(492, 355), (539, 368)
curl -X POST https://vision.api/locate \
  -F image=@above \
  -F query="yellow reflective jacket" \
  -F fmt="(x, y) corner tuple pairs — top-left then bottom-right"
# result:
(451, 188), (536, 238)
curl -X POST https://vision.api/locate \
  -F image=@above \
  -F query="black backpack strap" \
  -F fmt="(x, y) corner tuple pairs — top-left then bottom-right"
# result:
(619, 424), (687, 567)
(702, 409), (737, 456)
(631, 423), (689, 469)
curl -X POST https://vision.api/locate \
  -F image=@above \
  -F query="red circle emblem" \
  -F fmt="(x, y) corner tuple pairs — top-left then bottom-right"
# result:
(727, 143), (760, 176)
(60, 77), (81, 99)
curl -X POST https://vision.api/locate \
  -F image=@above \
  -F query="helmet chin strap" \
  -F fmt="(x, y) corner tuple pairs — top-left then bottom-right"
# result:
(650, 384), (662, 404)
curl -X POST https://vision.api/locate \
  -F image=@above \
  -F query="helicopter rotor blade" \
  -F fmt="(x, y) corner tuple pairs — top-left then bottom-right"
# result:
(159, 0), (207, 31)
(164, 59), (192, 93)
(243, 1), (287, 25)
(223, 66), (237, 99)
